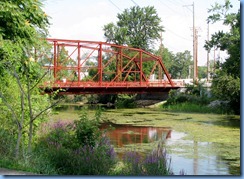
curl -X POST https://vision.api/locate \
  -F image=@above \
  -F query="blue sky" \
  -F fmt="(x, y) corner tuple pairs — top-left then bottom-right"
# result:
(43, 0), (240, 66)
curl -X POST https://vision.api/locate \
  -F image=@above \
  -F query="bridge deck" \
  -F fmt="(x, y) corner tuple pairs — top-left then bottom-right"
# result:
(42, 81), (182, 94)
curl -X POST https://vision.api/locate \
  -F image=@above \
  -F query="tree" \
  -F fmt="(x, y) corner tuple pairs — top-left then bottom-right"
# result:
(198, 66), (207, 79)
(56, 46), (76, 81)
(155, 45), (175, 76)
(205, 0), (240, 114)
(169, 50), (192, 79)
(0, 0), (51, 158)
(103, 6), (164, 51)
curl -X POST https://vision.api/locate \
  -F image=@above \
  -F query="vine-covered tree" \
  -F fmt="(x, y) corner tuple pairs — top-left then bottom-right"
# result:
(205, 0), (240, 114)
(103, 6), (164, 51)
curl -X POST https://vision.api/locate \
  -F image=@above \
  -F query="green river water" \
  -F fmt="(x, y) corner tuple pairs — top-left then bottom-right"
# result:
(51, 105), (240, 175)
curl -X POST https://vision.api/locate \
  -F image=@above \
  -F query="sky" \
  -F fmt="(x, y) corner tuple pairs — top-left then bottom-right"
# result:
(42, 0), (240, 66)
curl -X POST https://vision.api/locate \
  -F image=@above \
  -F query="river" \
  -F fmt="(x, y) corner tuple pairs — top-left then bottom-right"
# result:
(52, 104), (240, 175)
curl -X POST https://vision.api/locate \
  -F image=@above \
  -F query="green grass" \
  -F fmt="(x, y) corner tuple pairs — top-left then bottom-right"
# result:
(160, 102), (228, 114)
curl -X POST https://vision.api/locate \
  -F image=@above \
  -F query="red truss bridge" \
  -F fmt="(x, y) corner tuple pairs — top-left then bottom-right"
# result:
(40, 38), (183, 94)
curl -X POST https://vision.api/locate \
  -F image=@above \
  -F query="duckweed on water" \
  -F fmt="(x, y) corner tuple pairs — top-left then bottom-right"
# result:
(51, 107), (240, 175)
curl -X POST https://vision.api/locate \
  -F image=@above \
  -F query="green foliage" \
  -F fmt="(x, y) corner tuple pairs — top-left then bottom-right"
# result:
(205, 0), (240, 114)
(161, 102), (226, 114)
(160, 82), (229, 114)
(211, 72), (240, 114)
(155, 46), (174, 71)
(0, 0), (51, 158)
(75, 108), (101, 147)
(0, 128), (16, 157)
(165, 82), (210, 106)
(155, 47), (192, 79)
(115, 94), (136, 109)
(169, 50), (192, 79)
(33, 110), (117, 175)
(56, 46), (76, 81)
(103, 6), (163, 51)
(97, 94), (117, 104)
(198, 66), (207, 79)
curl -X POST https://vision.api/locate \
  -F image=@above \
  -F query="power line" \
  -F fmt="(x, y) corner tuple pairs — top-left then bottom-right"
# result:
(164, 27), (191, 41)
(166, 0), (181, 6)
(158, 0), (181, 15)
(130, 0), (139, 6)
(108, 0), (122, 11)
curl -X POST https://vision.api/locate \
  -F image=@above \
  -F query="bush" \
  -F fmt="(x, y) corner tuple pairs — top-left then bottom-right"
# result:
(211, 73), (240, 114)
(115, 94), (136, 108)
(75, 109), (101, 147)
(69, 137), (116, 175)
(34, 109), (117, 175)
(0, 128), (15, 157)
(162, 81), (216, 113)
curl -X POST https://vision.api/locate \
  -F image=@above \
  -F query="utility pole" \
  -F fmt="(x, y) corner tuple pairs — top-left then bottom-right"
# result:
(183, 2), (197, 82)
(207, 22), (210, 81)
(192, 2), (199, 82)
(195, 28), (199, 80)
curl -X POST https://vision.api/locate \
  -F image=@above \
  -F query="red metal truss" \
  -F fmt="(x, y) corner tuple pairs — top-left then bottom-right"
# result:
(40, 38), (182, 94)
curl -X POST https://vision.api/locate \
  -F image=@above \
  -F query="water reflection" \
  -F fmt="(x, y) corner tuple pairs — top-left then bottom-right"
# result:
(100, 123), (233, 175)
(166, 132), (231, 175)
(100, 123), (172, 147)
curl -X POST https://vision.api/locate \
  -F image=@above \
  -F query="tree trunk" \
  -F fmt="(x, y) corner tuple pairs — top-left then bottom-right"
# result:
(27, 77), (34, 154)
(15, 91), (25, 159)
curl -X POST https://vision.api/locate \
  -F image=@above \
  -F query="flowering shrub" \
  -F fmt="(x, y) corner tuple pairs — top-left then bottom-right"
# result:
(122, 151), (142, 175)
(119, 144), (182, 176)
(34, 110), (117, 175)
(69, 136), (116, 175)
(143, 144), (173, 175)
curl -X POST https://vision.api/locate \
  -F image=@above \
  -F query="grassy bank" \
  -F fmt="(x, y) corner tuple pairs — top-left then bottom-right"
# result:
(159, 102), (228, 114)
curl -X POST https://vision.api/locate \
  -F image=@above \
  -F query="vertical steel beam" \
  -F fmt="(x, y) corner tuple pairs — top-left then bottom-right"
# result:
(140, 51), (142, 85)
(53, 41), (57, 79)
(77, 42), (81, 82)
(116, 48), (122, 82)
(98, 43), (102, 85)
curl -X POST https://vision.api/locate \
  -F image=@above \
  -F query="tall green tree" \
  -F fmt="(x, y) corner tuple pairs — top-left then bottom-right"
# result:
(205, 0), (240, 114)
(103, 6), (164, 51)
(0, 0), (50, 157)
